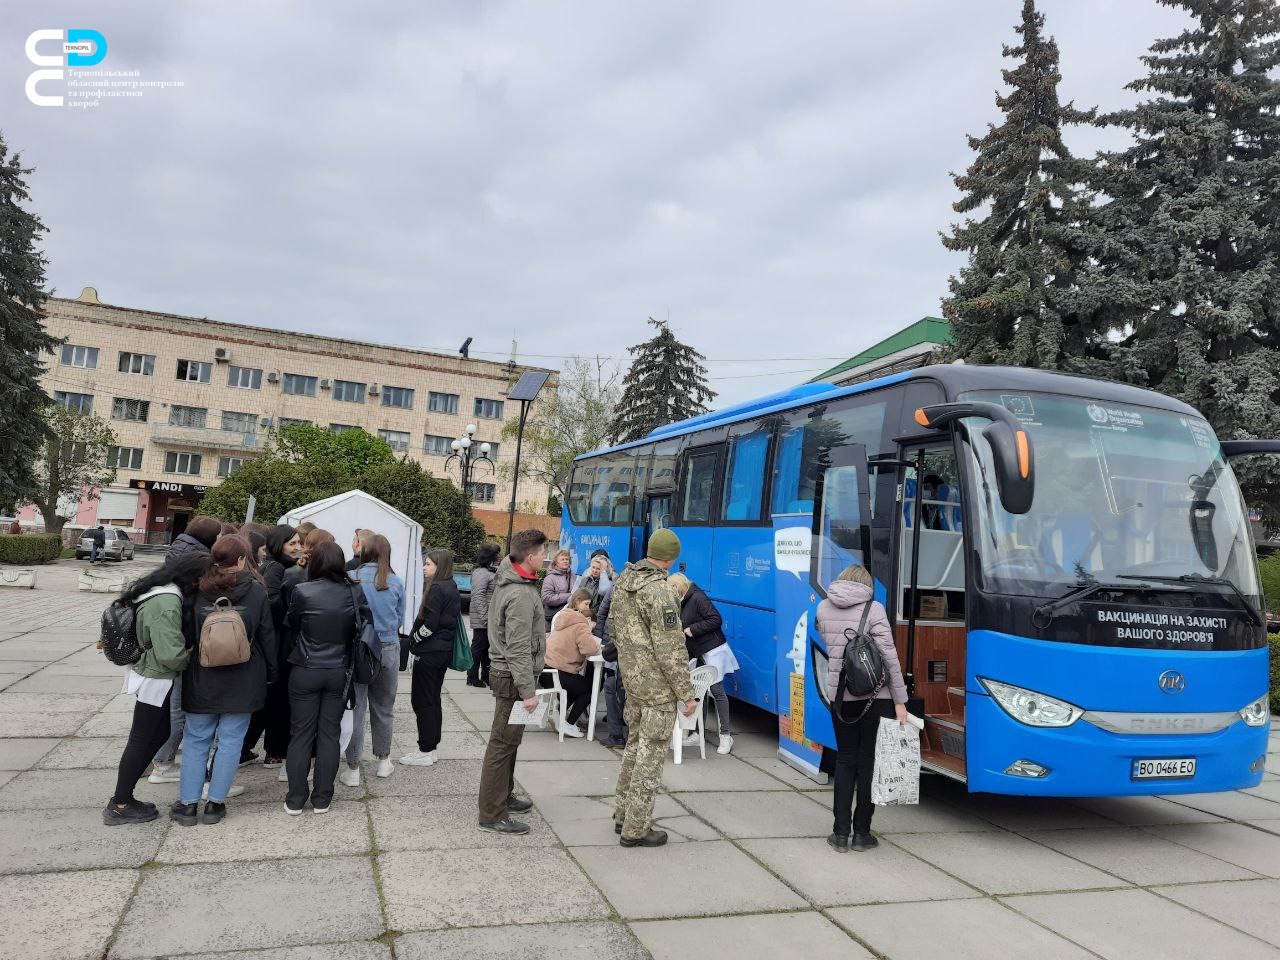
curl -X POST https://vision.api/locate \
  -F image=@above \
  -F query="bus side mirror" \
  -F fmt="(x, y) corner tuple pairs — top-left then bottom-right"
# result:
(916, 402), (1035, 515)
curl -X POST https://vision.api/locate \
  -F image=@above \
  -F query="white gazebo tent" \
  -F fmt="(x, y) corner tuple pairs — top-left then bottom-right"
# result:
(279, 490), (423, 634)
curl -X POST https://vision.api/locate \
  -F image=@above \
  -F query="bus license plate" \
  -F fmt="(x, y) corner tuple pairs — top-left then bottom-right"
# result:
(1132, 758), (1196, 780)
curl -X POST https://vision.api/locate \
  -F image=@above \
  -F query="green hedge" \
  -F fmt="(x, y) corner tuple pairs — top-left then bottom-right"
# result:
(0, 535), (63, 566)
(1270, 635), (1280, 715)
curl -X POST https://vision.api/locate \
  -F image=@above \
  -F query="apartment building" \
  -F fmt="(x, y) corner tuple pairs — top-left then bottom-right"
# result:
(24, 287), (556, 543)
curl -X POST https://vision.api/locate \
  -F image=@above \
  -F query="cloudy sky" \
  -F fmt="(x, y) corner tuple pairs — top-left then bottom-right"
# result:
(4, 1), (1186, 406)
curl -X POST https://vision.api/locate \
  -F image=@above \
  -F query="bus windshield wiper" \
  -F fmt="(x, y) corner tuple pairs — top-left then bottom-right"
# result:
(1115, 573), (1262, 627)
(1031, 577), (1159, 629)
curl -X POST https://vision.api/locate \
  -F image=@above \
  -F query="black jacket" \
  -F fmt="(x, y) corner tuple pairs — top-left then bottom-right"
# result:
(286, 578), (370, 670)
(92, 528), (107, 546)
(165, 532), (207, 562)
(594, 589), (617, 661)
(182, 572), (277, 715)
(680, 583), (727, 660)
(412, 579), (460, 655)
(260, 556), (294, 636)
(277, 564), (307, 663)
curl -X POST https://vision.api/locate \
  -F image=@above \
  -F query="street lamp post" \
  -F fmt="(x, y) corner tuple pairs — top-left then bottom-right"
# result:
(444, 423), (494, 497)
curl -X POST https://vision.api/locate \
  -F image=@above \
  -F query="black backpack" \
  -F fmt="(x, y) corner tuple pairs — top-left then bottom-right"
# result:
(99, 599), (146, 666)
(834, 603), (887, 722)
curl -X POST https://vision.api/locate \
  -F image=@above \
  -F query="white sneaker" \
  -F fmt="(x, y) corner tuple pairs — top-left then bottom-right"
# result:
(558, 722), (585, 739)
(201, 783), (245, 800)
(283, 803), (303, 816)
(400, 751), (437, 766)
(148, 763), (180, 784)
(339, 766), (361, 788)
(277, 766), (290, 782)
(682, 733), (701, 747)
(376, 757), (394, 778)
(717, 734), (734, 755)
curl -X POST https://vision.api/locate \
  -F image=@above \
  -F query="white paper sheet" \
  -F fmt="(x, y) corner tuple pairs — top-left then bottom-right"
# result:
(508, 700), (549, 726)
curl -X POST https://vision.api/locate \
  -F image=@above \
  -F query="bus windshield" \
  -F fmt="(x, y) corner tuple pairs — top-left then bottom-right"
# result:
(957, 390), (1261, 605)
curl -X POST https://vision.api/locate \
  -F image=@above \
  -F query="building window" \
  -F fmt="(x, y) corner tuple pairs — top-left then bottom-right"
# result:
(169, 405), (207, 428)
(59, 441), (88, 463)
(221, 411), (257, 435)
(278, 417), (311, 429)
(329, 423), (357, 434)
(423, 434), (452, 456)
(176, 359), (212, 383)
(333, 379), (367, 403)
(428, 391), (459, 414)
(108, 446), (144, 470)
(468, 482), (497, 503)
(474, 398), (504, 420)
(282, 373), (316, 396)
(117, 352), (154, 376)
(227, 365), (262, 389)
(60, 344), (98, 369)
(381, 386), (414, 409)
(378, 429), (410, 453)
(53, 391), (93, 414)
(111, 397), (150, 422)
(218, 456), (247, 477)
(164, 452), (202, 475)
(484, 441), (500, 460)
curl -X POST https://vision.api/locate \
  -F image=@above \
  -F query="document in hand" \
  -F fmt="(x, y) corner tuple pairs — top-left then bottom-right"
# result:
(508, 700), (549, 726)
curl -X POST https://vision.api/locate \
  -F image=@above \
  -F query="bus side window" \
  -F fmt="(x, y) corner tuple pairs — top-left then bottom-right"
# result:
(568, 462), (595, 523)
(771, 399), (887, 515)
(722, 422), (772, 522)
(679, 447), (723, 523)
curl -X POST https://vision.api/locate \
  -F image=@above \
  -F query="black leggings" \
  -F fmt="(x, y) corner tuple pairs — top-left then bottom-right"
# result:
(411, 649), (451, 752)
(112, 690), (173, 804)
(831, 698), (895, 837)
(467, 627), (490, 684)
(540, 663), (595, 725)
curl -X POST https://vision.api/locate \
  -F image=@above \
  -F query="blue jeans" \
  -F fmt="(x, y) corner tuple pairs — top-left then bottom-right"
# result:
(180, 712), (251, 804)
(345, 642), (400, 765)
(153, 674), (185, 765)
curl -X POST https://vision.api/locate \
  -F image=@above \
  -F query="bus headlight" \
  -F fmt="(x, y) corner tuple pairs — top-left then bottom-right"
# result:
(979, 678), (1084, 728)
(1240, 696), (1270, 727)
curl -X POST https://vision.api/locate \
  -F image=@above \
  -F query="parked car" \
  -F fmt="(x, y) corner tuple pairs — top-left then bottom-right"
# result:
(75, 529), (135, 561)
(453, 567), (471, 613)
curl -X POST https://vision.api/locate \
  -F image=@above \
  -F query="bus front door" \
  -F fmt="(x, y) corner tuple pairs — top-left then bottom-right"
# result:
(897, 443), (968, 782)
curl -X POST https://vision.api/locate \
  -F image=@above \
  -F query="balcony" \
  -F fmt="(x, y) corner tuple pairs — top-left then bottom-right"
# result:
(151, 424), (261, 452)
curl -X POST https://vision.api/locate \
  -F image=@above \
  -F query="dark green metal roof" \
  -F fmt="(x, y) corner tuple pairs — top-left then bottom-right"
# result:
(811, 317), (951, 383)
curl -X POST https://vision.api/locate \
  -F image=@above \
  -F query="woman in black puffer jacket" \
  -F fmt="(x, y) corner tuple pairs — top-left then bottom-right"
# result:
(668, 574), (739, 756)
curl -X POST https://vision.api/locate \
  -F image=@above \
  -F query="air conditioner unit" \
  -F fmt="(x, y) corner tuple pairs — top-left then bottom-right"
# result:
(320, 378), (332, 390)
(266, 371), (280, 384)
(213, 346), (231, 363)
(368, 383), (380, 396)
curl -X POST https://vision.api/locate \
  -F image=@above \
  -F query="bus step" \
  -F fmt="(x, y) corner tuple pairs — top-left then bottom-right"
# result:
(925, 714), (966, 759)
(921, 749), (966, 783)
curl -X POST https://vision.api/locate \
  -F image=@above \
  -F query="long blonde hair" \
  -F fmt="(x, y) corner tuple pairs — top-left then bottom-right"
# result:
(667, 572), (691, 600)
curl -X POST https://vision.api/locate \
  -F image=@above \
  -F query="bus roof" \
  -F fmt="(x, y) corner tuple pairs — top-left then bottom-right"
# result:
(575, 364), (1204, 461)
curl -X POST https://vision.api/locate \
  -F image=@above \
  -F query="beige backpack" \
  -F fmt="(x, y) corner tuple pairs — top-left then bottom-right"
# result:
(199, 597), (251, 667)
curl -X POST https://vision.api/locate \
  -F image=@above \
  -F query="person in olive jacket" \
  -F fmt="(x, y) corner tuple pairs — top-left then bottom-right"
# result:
(401, 549), (460, 766)
(283, 541), (371, 814)
(171, 536), (276, 826)
(105, 553), (208, 826)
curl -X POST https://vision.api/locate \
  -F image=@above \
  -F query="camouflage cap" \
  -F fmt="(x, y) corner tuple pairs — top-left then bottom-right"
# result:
(646, 528), (681, 562)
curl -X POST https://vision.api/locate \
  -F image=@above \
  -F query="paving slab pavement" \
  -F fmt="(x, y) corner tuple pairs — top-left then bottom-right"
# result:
(1, 560), (1279, 958)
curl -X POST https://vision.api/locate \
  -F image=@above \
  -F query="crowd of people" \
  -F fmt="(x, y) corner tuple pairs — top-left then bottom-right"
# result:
(102, 513), (908, 853)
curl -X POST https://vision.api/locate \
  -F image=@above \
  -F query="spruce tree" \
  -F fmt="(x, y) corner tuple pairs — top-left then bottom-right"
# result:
(939, 0), (1096, 369)
(0, 132), (58, 512)
(609, 318), (715, 443)
(1078, 0), (1280, 520)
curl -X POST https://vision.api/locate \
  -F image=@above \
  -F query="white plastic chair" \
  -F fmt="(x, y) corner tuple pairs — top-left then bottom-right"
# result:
(672, 664), (720, 763)
(535, 668), (568, 742)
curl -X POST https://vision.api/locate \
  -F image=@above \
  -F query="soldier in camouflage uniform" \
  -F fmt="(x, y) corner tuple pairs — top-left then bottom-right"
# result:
(610, 529), (697, 847)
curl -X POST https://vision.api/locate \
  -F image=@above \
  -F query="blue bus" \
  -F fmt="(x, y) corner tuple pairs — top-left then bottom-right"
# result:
(561, 364), (1275, 796)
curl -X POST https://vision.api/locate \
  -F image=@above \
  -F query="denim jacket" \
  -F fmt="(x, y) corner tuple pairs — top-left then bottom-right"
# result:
(356, 563), (406, 644)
